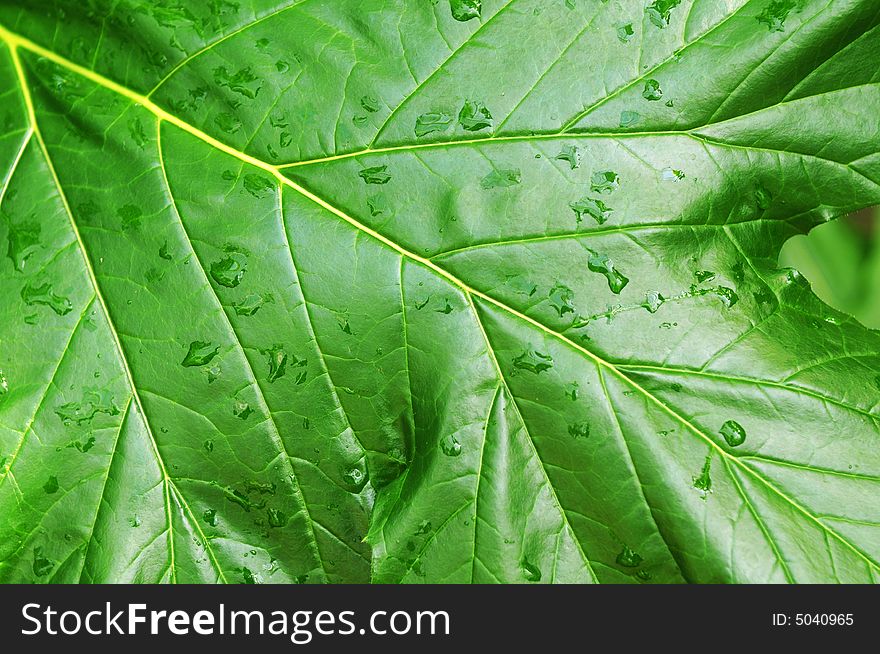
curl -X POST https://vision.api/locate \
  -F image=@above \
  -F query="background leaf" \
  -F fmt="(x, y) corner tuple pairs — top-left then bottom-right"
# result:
(0, 0), (879, 584)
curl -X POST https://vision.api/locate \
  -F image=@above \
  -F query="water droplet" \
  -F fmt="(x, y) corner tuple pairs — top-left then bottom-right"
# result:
(415, 111), (453, 137)
(360, 95), (379, 113)
(661, 167), (685, 181)
(128, 117), (147, 147)
(213, 64), (262, 99)
(450, 0), (481, 22)
(181, 341), (220, 367)
(616, 544), (643, 567)
(480, 168), (521, 189)
(506, 274), (537, 296)
(243, 173), (274, 198)
(694, 270), (715, 283)
(565, 381), (579, 401)
(416, 520), (432, 535)
(366, 193), (389, 217)
(720, 420), (746, 447)
(234, 401), (253, 420)
(590, 170), (620, 194)
(233, 293), (273, 316)
(588, 253), (629, 294)
(240, 567), (257, 584)
(203, 509), (217, 526)
(755, 185), (772, 210)
(570, 196), (612, 224)
(55, 389), (120, 426)
(642, 79), (663, 101)
(21, 282), (72, 316)
(158, 241), (173, 261)
(513, 348), (553, 374)
(204, 439), (214, 453)
(352, 114), (368, 126)
(358, 165), (391, 185)
(343, 466), (368, 491)
(530, 278), (572, 318)
(210, 250), (248, 288)
(275, 60), (290, 73)
(643, 291), (665, 313)
(713, 286), (738, 308)
(555, 145), (580, 169)
(0, 370), (8, 400)
(32, 547), (54, 578)
(261, 344), (289, 382)
(692, 452), (712, 495)
(214, 112), (242, 134)
(568, 422), (590, 439)
(458, 100), (492, 131)
(646, 0), (682, 28)
(435, 298), (454, 314)
(619, 111), (641, 127)
(617, 23), (635, 43)
(5, 220), (41, 272)
(129, 515), (141, 528)
(67, 436), (95, 454)
(440, 433), (462, 457)
(757, 0), (796, 32)
(337, 314), (353, 333)
(266, 507), (286, 528)
(43, 475), (59, 494)
(521, 557), (542, 582)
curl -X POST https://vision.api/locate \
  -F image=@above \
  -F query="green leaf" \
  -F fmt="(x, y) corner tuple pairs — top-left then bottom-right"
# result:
(0, 0), (879, 584)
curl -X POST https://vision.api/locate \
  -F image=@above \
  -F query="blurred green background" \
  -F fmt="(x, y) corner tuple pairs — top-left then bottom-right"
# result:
(780, 206), (880, 329)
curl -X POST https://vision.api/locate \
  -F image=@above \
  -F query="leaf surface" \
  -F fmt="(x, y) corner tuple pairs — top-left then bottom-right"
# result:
(0, 0), (879, 583)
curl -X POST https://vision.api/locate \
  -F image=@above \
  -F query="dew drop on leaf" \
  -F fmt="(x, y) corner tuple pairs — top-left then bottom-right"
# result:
(646, 0), (682, 28)
(21, 282), (73, 316)
(570, 196), (612, 224)
(233, 401), (253, 420)
(480, 168), (521, 189)
(644, 291), (665, 313)
(548, 282), (575, 317)
(5, 220), (40, 272)
(619, 110), (641, 127)
(590, 170), (620, 194)
(568, 422), (590, 439)
(449, 0), (481, 22)
(720, 420), (747, 447)
(521, 557), (542, 582)
(203, 509), (218, 526)
(360, 95), (379, 113)
(555, 145), (580, 169)
(757, 0), (797, 32)
(233, 293), (273, 316)
(661, 167), (685, 181)
(692, 452), (713, 495)
(43, 475), (59, 494)
(616, 545), (643, 568)
(210, 251), (248, 288)
(587, 253), (629, 294)
(440, 433), (463, 457)
(32, 547), (54, 578)
(642, 79), (663, 101)
(358, 165), (392, 185)
(512, 349), (554, 374)
(181, 341), (220, 367)
(415, 111), (453, 137)
(261, 345), (289, 382)
(617, 23), (635, 43)
(458, 100), (492, 131)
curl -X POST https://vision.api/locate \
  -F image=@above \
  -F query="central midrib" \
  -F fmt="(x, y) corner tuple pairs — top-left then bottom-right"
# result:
(2, 24), (876, 576)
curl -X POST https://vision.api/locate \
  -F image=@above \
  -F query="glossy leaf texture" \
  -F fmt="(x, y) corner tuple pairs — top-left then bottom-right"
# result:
(0, 0), (879, 584)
